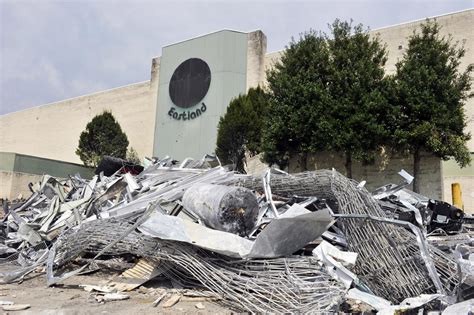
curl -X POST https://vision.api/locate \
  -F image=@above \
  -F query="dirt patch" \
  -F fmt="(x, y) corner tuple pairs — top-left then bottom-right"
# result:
(0, 272), (231, 315)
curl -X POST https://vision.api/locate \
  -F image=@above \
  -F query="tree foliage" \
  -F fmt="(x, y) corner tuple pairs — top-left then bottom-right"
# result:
(126, 147), (141, 165)
(325, 20), (391, 177)
(262, 21), (391, 176)
(76, 111), (129, 167)
(262, 31), (332, 169)
(392, 20), (472, 192)
(216, 87), (268, 173)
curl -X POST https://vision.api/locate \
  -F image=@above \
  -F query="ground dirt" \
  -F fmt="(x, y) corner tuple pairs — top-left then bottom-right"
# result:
(0, 271), (232, 315)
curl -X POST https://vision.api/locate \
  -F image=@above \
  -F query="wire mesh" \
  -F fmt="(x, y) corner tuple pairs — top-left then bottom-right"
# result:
(236, 170), (460, 302)
(50, 219), (345, 313)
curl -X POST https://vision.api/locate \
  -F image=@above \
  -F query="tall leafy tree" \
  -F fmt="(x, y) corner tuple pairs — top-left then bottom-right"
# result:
(393, 20), (472, 192)
(262, 22), (391, 176)
(216, 87), (268, 173)
(262, 31), (332, 170)
(76, 111), (129, 167)
(326, 20), (391, 178)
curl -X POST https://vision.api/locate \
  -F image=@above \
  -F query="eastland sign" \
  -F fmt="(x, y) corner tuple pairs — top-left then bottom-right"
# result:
(168, 103), (207, 120)
(168, 58), (210, 121)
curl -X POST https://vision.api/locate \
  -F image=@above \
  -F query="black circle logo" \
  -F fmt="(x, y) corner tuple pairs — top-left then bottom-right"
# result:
(169, 58), (211, 108)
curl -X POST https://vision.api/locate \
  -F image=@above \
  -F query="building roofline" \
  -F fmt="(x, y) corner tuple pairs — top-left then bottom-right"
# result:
(266, 49), (284, 55)
(163, 29), (257, 48)
(264, 8), (473, 57)
(1, 80), (150, 117)
(371, 8), (473, 32)
(0, 151), (89, 169)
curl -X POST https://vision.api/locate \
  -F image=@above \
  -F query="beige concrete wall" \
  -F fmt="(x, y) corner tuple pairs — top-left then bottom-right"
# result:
(245, 153), (269, 177)
(372, 10), (473, 75)
(0, 171), (43, 200)
(263, 51), (283, 88)
(245, 151), (443, 202)
(0, 81), (157, 164)
(0, 171), (14, 199)
(442, 155), (474, 214)
(287, 151), (443, 200)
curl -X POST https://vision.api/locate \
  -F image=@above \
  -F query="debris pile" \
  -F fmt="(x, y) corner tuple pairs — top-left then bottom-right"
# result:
(1, 156), (473, 313)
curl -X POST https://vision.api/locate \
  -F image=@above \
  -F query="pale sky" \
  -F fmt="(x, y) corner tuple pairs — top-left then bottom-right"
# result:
(1, 0), (472, 115)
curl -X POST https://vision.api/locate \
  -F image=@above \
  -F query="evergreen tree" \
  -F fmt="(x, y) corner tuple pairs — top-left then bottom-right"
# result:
(262, 22), (391, 176)
(326, 20), (391, 177)
(262, 30), (332, 170)
(76, 111), (129, 167)
(393, 20), (472, 192)
(216, 87), (268, 173)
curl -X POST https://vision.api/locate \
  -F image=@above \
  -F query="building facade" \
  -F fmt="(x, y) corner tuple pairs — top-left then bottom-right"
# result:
(1, 10), (473, 210)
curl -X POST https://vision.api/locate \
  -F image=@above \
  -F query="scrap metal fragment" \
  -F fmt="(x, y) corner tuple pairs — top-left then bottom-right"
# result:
(377, 294), (442, 315)
(162, 293), (181, 308)
(195, 302), (205, 309)
(313, 240), (358, 288)
(346, 289), (443, 315)
(101, 293), (130, 302)
(17, 223), (42, 246)
(2, 304), (31, 311)
(152, 292), (168, 307)
(2, 155), (469, 313)
(109, 258), (165, 292)
(442, 299), (474, 315)
(47, 203), (156, 286)
(346, 288), (391, 310)
(139, 208), (333, 258)
(80, 284), (115, 293)
(0, 249), (49, 284)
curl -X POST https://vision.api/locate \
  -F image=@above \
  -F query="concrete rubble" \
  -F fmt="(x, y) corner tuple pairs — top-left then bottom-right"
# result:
(0, 155), (473, 313)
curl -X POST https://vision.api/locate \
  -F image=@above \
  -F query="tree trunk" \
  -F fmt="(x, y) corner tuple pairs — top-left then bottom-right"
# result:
(345, 152), (353, 179)
(298, 152), (308, 171)
(235, 150), (246, 174)
(413, 148), (421, 193)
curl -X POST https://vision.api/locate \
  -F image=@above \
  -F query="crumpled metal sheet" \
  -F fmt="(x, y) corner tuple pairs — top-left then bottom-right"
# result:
(0, 249), (49, 284)
(248, 205), (334, 257)
(139, 212), (253, 258)
(442, 298), (474, 315)
(313, 240), (358, 288)
(139, 206), (333, 259)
